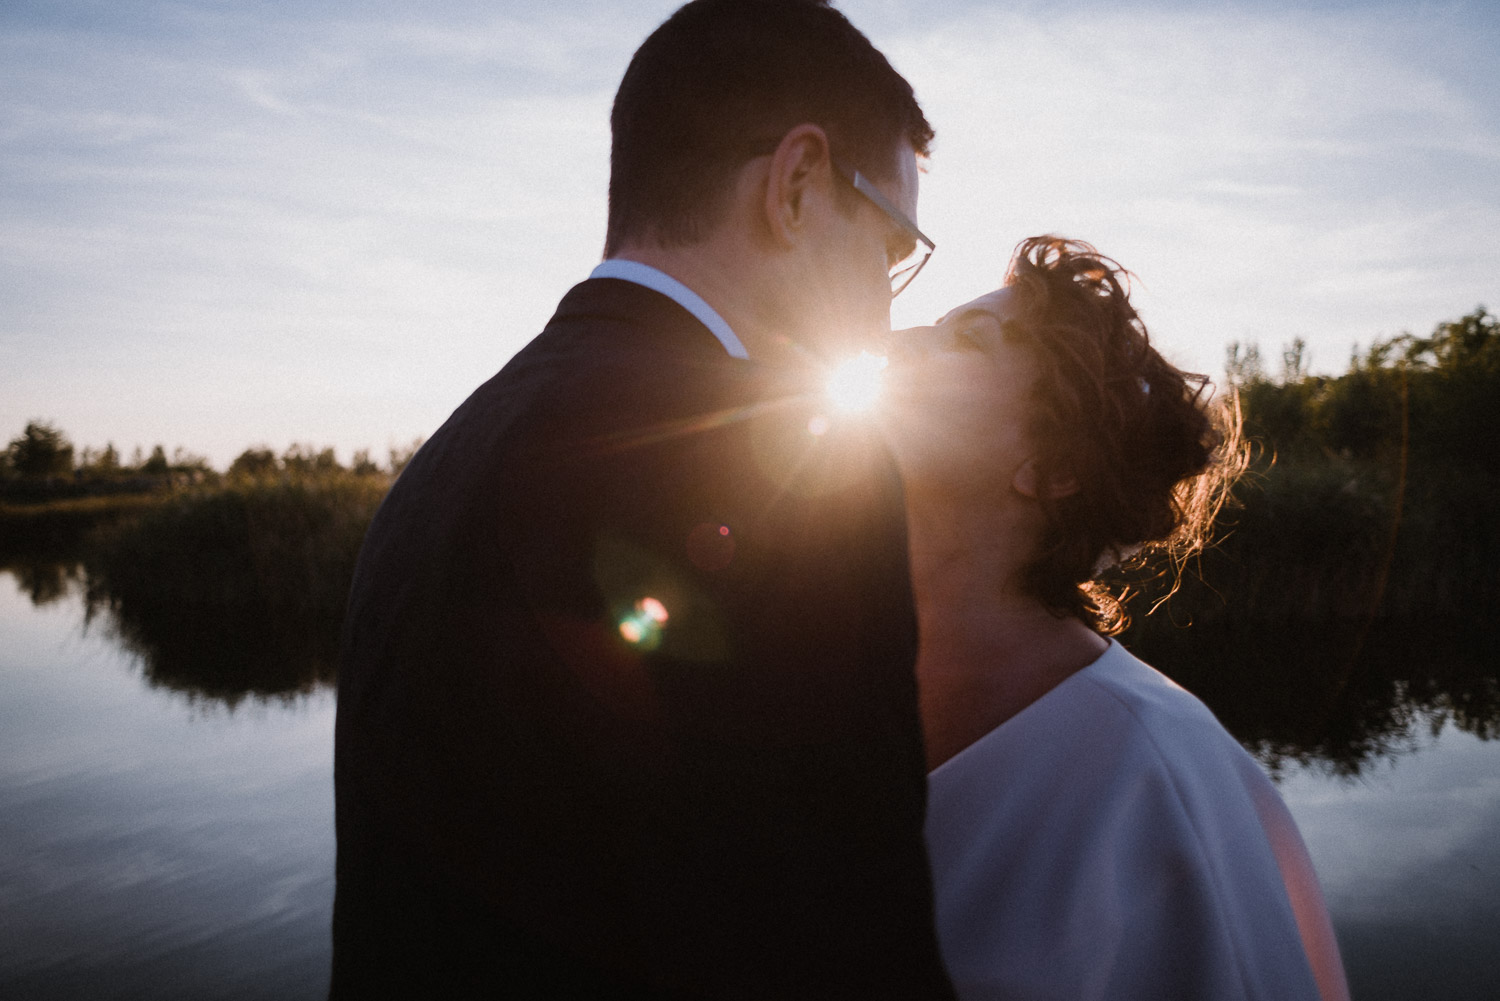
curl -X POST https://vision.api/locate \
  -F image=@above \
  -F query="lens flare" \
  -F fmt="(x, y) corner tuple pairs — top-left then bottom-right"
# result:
(826, 352), (888, 413)
(618, 596), (669, 647)
(686, 522), (736, 571)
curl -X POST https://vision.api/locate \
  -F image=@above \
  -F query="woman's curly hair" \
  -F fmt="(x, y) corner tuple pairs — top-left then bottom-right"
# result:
(1004, 236), (1246, 634)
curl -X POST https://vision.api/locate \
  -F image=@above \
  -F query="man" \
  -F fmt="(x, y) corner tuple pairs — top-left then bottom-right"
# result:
(331, 1), (952, 997)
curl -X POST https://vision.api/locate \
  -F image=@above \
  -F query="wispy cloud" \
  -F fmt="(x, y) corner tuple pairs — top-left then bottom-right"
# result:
(0, 3), (669, 461)
(883, 2), (1500, 377)
(1, 0), (1495, 462)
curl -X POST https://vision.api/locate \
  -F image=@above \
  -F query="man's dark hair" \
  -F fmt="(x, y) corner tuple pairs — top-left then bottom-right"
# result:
(605, 0), (934, 257)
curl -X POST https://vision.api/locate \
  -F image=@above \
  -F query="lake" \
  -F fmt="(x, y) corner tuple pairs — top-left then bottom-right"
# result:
(2, 565), (1497, 1000)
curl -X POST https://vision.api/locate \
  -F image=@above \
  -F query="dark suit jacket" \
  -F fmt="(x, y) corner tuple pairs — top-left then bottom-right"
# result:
(331, 278), (954, 999)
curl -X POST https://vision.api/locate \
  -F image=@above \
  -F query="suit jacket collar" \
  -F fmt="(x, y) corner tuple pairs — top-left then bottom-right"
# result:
(557, 276), (844, 375)
(587, 260), (748, 359)
(548, 278), (739, 363)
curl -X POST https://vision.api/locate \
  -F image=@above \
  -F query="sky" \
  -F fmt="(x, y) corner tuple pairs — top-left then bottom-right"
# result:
(3, 0), (1498, 468)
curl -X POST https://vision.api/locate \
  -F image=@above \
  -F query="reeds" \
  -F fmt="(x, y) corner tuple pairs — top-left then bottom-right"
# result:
(82, 472), (390, 703)
(0, 493), (165, 560)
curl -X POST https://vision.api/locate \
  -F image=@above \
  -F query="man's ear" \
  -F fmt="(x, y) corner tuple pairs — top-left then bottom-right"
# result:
(1013, 458), (1079, 500)
(763, 124), (833, 249)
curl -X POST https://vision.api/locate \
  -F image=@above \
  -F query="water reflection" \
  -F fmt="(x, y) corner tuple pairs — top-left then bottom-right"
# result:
(91, 591), (339, 708)
(1123, 617), (1499, 778)
(1, 556), (339, 708)
(3, 552), (1495, 769)
(1274, 725), (1500, 1001)
(0, 568), (335, 1001)
(5, 558), (83, 606)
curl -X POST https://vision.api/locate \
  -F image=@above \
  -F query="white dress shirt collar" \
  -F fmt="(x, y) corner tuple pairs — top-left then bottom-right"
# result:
(589, 258), (750, 360)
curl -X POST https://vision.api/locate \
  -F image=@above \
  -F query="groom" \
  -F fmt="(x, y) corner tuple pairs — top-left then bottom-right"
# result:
(331, 1), (952, 997)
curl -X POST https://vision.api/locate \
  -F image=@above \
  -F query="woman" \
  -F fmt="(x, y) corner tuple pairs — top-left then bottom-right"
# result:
(883, 237), (1349, 1001)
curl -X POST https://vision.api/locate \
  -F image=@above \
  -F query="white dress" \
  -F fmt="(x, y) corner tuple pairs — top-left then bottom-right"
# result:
(925, 640), (1346, 1001)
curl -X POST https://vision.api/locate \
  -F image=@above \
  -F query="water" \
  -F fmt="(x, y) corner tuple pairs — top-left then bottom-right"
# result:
(1278, 729), (1500, 999)
(0, 572), (334, 1000)
(1, 567), (1497, 999)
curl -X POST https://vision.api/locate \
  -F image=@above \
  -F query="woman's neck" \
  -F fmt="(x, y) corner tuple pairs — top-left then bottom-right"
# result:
(905, 494), (1108, 771)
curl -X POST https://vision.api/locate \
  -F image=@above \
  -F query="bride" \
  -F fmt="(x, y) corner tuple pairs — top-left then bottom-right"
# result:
(882, 237), (1349, 1001)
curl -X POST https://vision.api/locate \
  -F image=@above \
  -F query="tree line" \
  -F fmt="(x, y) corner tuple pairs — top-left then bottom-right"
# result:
(1226, 305), (1498, 479)
(1116, 305), (1499, 628)
(1, 422), (424, 489)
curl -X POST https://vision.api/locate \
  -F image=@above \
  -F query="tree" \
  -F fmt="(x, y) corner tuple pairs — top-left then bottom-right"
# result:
(1281, 337), (1310, 383)
(97, 442), (122, 473)
(1423, 306), (1498, 372)
(170, 446), (212, 475)
(1224, 341), (1264, 388)
(228, 447), (279, 479)
(389, 438), (425, 477)
(350, 449), (382, 477)
(8, 421), (74, 477)
(142, 445), (170, 476)
(282, 443), (341, 477)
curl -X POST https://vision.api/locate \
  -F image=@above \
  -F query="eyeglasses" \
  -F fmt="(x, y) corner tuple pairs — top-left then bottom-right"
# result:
(832, 158), (936, 298)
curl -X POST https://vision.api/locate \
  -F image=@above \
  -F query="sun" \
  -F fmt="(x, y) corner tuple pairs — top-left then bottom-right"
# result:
(825, 352), (889, 414)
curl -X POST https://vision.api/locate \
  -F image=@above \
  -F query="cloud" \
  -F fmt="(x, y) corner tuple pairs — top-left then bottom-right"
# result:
(880, 2), (1500, 377)
(0, 0), (1496, 463)
(1276, 724), (1500, 924)
(0, 4), (654, 463)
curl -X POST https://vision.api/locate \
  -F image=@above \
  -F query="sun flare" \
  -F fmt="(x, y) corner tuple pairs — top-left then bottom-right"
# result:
(826, 352), (889, 414)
